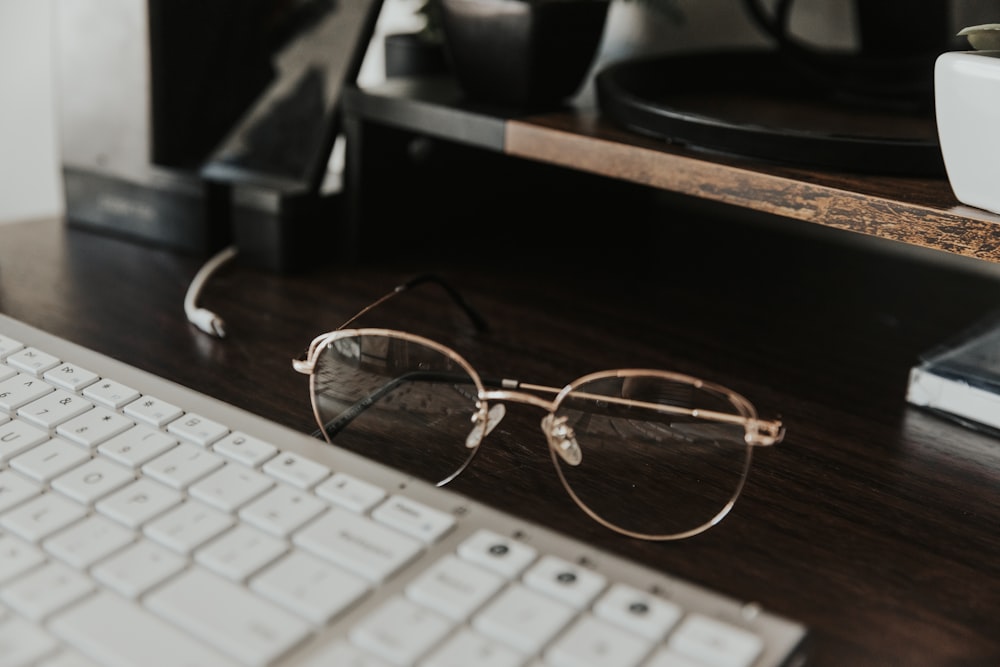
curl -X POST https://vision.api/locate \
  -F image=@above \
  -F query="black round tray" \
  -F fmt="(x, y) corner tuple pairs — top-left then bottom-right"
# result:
(594, 49), (945, 175)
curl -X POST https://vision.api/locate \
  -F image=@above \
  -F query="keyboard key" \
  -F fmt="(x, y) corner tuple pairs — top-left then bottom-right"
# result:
(43, 513), (134, 569)
(293, 507), (423, 583)
(0, 468), (44, 513)
(123, 394), (183, 428)
(315, 471), (386, 513)
(0, 333), (24, 360)
(0, 560), (95, 620)
(350, 595), (454, 666)
(667, 614), (764, 667)
(96, 477), (183, 529)
(371, 494), (456, 544)
(51, 590), (241, 667)
(250, 550), (370, 625)
(0, 373), (54, 413)
(43, 362), (99, 392)
(522, 554), (607, 608)
(145, 567), (312, 666)
(458, 529), (538, 579)
(593, 583), (682, 641)
(0, 533), (46, 585)
(91, 539), (187, 598)
(10, 438), (90, 484)
(189, 463), (274, 513)
(544, 614), (652, 667)
(142, 441), (224, 489)
(239, 484), (327, 537)
(473, 584), (576, 655)
(17, 389), (93, 429)
(97, 425), (177, 468)
(0, 493), (88, 543)
(0, 613), (59, 666)
(262, 450), (330, 489)
(82, 378), (140, 409)
(195, 523), (287, 582)
(213, 431), (279, 467)
(0, 419), (49, 462)
(143, 500), (234, 554)
(57, 406), (134, 449)
(420, 628), (525, 667)
(645, 648), (724, 667)
(6, 347), (61, 376)
(51, 457), (135, 505)
(406, 554), (505, 621)
(294, 639), (392, 667)
(167, 412), (229, 447)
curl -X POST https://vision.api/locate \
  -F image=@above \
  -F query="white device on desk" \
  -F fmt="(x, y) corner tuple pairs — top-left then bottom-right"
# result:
(935, 24), (1000, 215)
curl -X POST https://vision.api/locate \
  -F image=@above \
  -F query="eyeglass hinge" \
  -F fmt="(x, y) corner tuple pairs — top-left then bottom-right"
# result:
(747, 419), (785, 447)
(292, 357), (314, 374)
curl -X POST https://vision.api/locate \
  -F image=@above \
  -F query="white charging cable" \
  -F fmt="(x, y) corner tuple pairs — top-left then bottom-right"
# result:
(184, 245), (238, 338)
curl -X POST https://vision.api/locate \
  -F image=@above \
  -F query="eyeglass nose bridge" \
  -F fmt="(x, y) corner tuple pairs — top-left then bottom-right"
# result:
(478, 389), (584, 465)
(466, 403), (506, 449)
(541, 414), (582, 466)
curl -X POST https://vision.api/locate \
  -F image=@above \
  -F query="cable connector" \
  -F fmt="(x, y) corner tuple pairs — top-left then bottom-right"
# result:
(184, 245), (238, 338)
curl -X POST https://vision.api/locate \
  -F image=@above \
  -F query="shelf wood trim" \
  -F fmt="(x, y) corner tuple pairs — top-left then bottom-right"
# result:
(506, 114), (1000, 263)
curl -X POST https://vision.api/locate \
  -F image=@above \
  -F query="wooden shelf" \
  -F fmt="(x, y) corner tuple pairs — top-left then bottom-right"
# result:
(343, 76), (1000, 263)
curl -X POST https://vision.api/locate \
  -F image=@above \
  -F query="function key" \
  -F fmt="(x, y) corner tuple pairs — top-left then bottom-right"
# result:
(522, 554), (607, 608)
(457, 529), (537, 580)
(593, 582), (682, 641)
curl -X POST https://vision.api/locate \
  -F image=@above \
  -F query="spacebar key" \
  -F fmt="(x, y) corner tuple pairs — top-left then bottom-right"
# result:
(50, 591), (241, 667)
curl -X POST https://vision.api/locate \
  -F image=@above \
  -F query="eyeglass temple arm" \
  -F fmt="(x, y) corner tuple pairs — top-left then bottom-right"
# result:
(509, 382), (784, 447)
(296, 274), (490, 369)
(588, 392), (784, 447)
(338, 273), (489, 332)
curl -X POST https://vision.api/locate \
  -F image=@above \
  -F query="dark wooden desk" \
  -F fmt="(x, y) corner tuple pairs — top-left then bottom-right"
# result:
(2, 215), (1000, 667)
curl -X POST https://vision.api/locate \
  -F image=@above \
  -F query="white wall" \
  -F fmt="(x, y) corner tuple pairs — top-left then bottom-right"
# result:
(0, 0), (62, 225)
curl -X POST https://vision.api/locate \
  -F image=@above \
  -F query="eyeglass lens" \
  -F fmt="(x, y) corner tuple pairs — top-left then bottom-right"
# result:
(312, 333), (484, 485)
(551, 374), (753, 538)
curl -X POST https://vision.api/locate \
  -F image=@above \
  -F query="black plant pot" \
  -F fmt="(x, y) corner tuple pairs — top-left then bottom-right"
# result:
(438, 0), (610, 110)
(384, 32), (449, 78)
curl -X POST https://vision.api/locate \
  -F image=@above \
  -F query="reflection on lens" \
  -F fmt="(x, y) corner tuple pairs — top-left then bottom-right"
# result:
(550, 372), (753, 540)
(312, 331), (485, 486)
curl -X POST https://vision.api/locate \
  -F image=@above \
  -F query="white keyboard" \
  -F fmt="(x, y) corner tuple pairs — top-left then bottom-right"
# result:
(0, 313), (808, 667)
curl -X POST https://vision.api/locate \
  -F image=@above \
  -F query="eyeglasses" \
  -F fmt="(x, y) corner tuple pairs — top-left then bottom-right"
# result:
(293, 275), (784, 541)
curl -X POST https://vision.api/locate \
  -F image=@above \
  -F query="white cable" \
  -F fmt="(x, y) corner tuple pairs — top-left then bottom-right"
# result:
(184, 245), (238, 338)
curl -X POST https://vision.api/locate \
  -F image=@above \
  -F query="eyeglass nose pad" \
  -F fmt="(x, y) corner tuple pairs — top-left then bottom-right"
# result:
(542, 414), (582, 466)
(465, 403), (506, 449)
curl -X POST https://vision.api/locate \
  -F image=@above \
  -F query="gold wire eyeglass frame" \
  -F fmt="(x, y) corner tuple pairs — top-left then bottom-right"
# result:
(293, 275), (785, 541)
